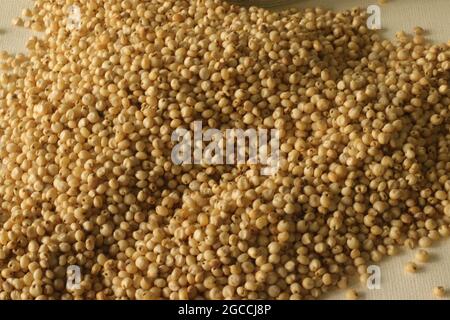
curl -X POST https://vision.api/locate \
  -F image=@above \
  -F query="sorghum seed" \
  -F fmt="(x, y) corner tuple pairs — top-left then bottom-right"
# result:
(405, 262), (418, 274)
(432, 286), (446, 298)
(415, 250), (430, 263)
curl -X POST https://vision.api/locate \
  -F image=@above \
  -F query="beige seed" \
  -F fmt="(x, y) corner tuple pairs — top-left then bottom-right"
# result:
(418, 237), (432, 248)
(415, 250), (430, 263)
(432, 286), (446, 298)
(346, 289), (359, 300)
(12, 17), (24, 27)
(405, 262), (418, 274)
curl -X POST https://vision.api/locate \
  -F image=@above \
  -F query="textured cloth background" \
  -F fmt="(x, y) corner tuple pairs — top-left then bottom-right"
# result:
(0, 0), (449, 300)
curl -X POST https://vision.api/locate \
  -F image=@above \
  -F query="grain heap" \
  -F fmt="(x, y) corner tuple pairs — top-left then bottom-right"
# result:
(0, 0), (449, 300)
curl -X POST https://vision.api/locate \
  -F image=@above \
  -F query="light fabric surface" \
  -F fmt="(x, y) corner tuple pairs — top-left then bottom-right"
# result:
(0, 0), (449, 300)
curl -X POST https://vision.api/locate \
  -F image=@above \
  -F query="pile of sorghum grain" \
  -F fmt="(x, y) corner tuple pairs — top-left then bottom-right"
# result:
(0, 0), (449, 300)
